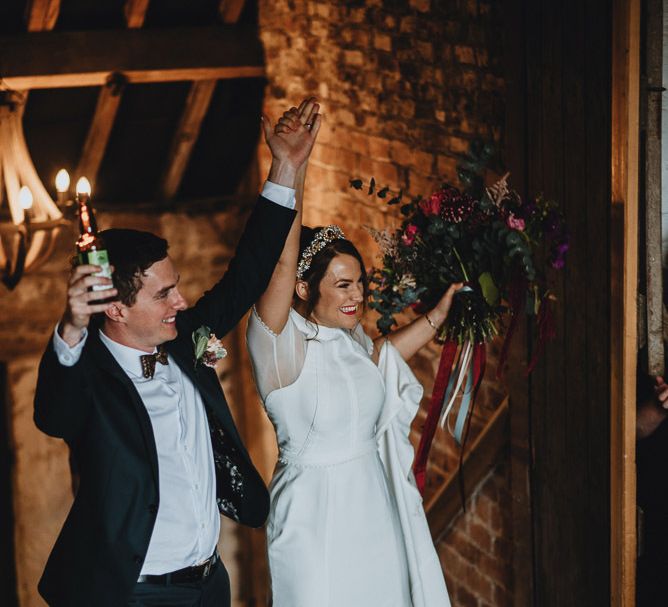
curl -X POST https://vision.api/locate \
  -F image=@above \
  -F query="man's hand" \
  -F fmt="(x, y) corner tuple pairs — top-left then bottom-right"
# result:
(262, 97), (321, 188)
(58, 265), (118, 347)
(655, 376), (668, 408)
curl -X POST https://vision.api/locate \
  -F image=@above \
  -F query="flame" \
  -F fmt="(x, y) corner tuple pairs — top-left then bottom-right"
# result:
(76, 177), (91, 197)
(55, 169), (70, 193)
(19, 186), (33, 210)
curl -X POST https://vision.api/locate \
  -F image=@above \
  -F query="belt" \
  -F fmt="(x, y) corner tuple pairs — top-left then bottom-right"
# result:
(137, 550), (219, 585)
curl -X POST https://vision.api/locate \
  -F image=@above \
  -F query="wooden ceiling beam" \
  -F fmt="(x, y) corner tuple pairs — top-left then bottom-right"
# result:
(75, 74), (127, 189)
(219, 0), (247, 24)
(124, 0), (150, 29)
(76, 0), (149, 192)
(25, 0), (60, 32)
(0, 26), (264, 90)
(160, 80), (216, 200)
(155, 2), (247, 201)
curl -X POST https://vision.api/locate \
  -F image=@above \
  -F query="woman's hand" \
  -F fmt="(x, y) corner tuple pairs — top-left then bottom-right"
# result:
(372, 282), (464, 363)
(425, 282), (465, 328)
(263, 97), (321, 188)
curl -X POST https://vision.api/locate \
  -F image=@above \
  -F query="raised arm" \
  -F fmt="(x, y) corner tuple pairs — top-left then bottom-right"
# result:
(374, 282), (463, 362)
(255, 98), (322, 334)
(35, 264), (118, 440)
(181, 98), (320, 337)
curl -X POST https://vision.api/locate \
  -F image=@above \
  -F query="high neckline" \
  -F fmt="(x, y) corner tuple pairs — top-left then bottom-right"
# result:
(289, 308), (349, 341)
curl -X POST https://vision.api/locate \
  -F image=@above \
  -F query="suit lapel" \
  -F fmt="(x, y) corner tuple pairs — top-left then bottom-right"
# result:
(88, 332), (160, 488)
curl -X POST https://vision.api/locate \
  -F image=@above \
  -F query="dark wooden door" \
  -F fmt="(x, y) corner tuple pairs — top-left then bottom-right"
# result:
(504, 0), (613, 604)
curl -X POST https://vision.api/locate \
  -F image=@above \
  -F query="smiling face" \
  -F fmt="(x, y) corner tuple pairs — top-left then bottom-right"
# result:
(104, 256), (187, 352)
(297, 253), (365, 330)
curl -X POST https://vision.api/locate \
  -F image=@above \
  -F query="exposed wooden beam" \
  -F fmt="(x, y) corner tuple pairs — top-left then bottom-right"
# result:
(610, 0), (640, 604)
(160, 80), (217, 200)
(219, 0), (247, 24)
(0, 26), (264, 90)
(76, 74), (127, 189)
(124, 0), (150, 29)
(24, 0), (60, 32)
(425, 398), (509, 541)
(156, 2), (247, 200)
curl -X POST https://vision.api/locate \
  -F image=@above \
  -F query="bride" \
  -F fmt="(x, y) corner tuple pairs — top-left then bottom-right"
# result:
(247, 98), (456, 606)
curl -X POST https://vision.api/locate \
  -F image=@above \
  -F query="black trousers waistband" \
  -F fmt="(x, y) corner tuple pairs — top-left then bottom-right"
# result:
(137, 550), (219, 585)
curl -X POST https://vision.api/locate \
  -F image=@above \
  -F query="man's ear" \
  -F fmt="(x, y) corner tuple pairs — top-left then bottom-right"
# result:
(295, 280), (309, 302)
(104, 302), (127, 324)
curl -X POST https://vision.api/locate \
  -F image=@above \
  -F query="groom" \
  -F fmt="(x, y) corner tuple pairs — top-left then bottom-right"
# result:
(33, 100), (320, 607)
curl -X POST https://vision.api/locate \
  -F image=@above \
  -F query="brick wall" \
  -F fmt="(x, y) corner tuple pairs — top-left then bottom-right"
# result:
(259, 1), (510, 605)
(439, 460), (513, 607)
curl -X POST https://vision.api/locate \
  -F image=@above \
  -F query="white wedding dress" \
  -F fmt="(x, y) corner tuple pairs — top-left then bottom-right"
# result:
(246, 308), (451, 607)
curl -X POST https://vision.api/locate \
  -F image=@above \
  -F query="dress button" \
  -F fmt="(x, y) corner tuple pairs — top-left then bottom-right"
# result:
(133, 555), (143, 564)
(148, 504), (158, 515)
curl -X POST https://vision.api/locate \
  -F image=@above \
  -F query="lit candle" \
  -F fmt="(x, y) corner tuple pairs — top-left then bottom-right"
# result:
(55, 169), (70, 206)
(76, 176), (91, 202)
(19, 185), (33, 227)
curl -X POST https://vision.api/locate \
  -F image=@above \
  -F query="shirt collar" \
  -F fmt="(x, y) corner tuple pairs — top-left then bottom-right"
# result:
(98, 329), (160, 379)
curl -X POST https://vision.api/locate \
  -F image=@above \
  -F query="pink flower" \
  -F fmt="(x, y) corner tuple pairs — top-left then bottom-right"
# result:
(419, 193), (442, 216)
(506, 213), (525, 231)
(401, 224), (419, 246)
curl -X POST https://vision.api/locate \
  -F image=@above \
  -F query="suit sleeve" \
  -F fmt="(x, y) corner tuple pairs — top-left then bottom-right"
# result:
(181, 195), (296, 337)
(34, 341), (93, 443)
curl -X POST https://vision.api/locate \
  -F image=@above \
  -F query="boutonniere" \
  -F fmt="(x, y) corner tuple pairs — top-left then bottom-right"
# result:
(192, 325), (227, 369)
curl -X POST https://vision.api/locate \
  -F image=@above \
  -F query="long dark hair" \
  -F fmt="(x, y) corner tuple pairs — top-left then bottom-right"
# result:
(296, 226), (369, 319)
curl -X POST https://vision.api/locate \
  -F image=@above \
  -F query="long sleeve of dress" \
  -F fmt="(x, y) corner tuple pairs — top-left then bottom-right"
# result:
(375, 340), (452, 607)
(246, 307), (307, 402)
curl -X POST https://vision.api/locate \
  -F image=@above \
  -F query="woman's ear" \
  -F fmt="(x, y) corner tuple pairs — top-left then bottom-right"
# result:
(295, 280), (309, 302)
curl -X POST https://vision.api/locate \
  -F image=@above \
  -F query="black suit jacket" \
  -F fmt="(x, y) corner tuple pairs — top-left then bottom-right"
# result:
(33, 196), (296, 607)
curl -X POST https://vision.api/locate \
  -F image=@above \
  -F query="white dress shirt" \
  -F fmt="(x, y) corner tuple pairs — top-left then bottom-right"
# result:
(51, 181), (294, 574)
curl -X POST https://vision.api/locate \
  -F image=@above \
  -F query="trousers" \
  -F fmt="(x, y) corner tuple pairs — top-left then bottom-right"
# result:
(126, 561), (230, 607)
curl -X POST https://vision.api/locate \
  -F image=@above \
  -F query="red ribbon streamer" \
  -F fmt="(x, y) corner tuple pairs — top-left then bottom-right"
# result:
(413, 340), (458, 494)
(496, 275), (526, 380)
(457, 343), (487, 508)
(526, 295), (556, 375)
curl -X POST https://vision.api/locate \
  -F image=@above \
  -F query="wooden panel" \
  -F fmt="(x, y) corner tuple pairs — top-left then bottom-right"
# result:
(644, 0), (664, 375)
(584, 0), (615, 604)
(75, 75), (127, 190)
(24, 0), (60, 32)
(160, 80), (216, 200)
(502, 0), (534, 604)
(0, 26), (264, 89)
(610, 0), (640, 604)
(504, 0), (618, 604)
(124, 0), (149, 28)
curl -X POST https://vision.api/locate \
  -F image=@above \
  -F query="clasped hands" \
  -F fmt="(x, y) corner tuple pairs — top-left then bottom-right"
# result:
(263, 97), (321, 188)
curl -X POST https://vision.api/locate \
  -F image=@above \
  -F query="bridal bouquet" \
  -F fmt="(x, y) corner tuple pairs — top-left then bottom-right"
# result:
(351, 174), (568, 348)
(350, 169), (568, 493)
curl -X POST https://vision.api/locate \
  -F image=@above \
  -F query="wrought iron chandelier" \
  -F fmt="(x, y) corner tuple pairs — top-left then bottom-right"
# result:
(0, 91), (68, 290)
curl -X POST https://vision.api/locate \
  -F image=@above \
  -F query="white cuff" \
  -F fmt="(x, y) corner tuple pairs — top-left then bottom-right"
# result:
(261, 181), (296, 210)
(52, 323), (88, 367)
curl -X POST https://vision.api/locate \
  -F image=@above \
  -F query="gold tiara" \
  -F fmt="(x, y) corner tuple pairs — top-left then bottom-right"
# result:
(296, 225), (346, 279)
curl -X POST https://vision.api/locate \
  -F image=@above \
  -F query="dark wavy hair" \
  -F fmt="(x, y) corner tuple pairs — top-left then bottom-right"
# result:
(98, 228), (169, 306)
(296, 226), (369, 319)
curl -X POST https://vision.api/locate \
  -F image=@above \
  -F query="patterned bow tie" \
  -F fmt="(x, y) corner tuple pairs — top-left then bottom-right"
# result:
(140, 346), (169, 379)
